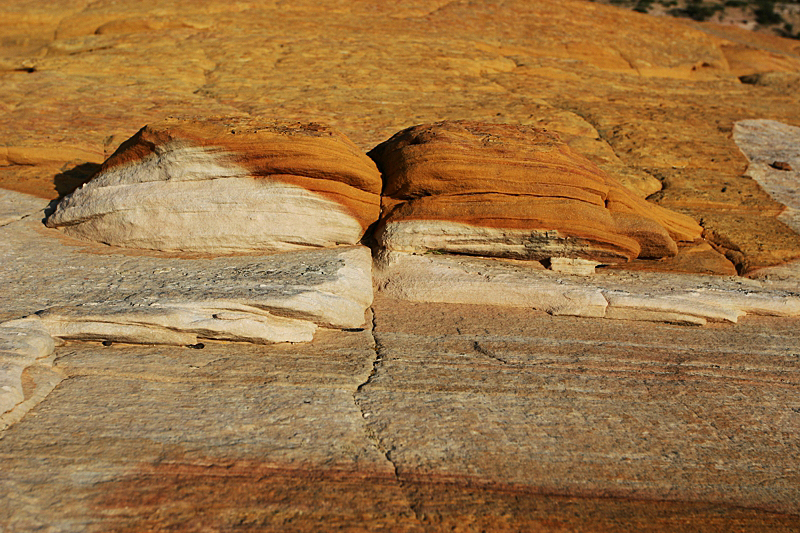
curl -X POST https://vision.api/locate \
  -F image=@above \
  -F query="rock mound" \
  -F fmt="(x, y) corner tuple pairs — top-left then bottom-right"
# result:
(370, 121), (702, 263)
(46, 117), (382, 254)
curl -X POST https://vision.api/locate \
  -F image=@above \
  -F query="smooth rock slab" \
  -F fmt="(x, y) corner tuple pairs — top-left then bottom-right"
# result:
(733, 119), (800, 235)
(0, 189), (50, 227)
(359, 297), (800, 519)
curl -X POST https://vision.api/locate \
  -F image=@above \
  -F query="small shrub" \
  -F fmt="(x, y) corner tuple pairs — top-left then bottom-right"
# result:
(754, 1), (783, 25)
(669, 1), (724, 21)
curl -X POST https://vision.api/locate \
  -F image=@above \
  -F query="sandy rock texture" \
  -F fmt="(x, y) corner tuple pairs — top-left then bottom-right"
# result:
(2, 0), (800, 529)
(733, 119), (800, 235)
(0, 189), (50, 226)
(1, 195), (373, 350)
(371, 121), (702, 264)
(45, 118), (382, 253)
(0, 323), (56, 418)
(1, 299), (799, 531)
(1, 0), (799, 274)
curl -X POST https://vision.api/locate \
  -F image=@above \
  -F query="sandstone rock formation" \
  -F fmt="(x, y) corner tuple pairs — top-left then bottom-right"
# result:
(3, 0), (800, 530)
(375, 251), (800, 326)
(0, 323), (55, 417)
(370, 121), (703, 264)
(3, 206), (374, 346)
(45, 118), (382, 254)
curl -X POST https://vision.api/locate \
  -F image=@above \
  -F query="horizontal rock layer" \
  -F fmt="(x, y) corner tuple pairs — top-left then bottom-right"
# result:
(3, 202), (374, 349)
(2, 243), (374, 347)
(371, 121), (703, 263)
(375, 251), (800, 326)
(46, 118), (382, 254)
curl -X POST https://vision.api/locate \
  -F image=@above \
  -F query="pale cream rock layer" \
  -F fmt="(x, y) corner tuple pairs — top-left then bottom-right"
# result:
(0, 323), (57, 421)
(46, 118), (382, 254)
(733, 119), (800, 235)
(375, 252), (800, 326)
(1, 244), (374, 346)
(3, 193), (375, 347)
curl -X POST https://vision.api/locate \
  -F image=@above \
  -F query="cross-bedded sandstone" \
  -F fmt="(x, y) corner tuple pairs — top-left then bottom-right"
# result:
(370, 121), (703, 264)
(46, 117), (382, 254)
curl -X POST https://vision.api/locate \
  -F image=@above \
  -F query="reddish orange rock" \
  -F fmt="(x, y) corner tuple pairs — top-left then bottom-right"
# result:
(45, 117), (382, 254)
(369, 121), (702, 263)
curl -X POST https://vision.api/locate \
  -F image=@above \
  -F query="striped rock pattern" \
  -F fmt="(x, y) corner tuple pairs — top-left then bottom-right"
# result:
(370, 121), (703, 263)
(46, 118), (382, 254)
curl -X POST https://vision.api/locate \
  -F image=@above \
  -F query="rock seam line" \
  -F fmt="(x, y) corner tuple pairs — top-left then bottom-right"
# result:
(473, 340), (509, 364)
(352, 306), (424, 523)
(0, 211), (38, 228)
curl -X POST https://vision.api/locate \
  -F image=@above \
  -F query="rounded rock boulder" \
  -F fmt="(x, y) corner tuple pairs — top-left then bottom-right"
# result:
(46, 117), (383, 254)
(369, 120), (702, 263)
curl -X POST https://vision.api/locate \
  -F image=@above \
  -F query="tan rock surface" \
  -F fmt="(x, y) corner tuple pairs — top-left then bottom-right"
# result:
(371, 121), (702, 263)
(45, 117), (382, 253)
(2, 0), (800, 529)
(1, 299), (799, 531)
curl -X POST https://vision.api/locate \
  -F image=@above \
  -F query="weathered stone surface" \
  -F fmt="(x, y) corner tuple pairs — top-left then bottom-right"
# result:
(371, 121), (702, 264)
(46, 118), (382, 253)
(0, 188), (49, 226)
(375, 251), (800, 325)
(2, 202), (373, 345)
(0, 193), (375, 420)
(359, 298), (800, 519)
(2, 0), (800, 529)
(1, 1), (797, 272)
(733, 119), (800, 235)
(604, 241), (739, 276)
(747, 258), (800, 283)
(3, 298), (799, 531)
(0, 323), (55, 416)
(0, 327), (405, 531)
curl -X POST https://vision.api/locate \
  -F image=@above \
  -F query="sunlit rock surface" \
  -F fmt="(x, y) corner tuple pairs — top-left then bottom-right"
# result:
(46, 118), (382, 253)
(371, 121), (702, 263)
(3, 0), (800, 530)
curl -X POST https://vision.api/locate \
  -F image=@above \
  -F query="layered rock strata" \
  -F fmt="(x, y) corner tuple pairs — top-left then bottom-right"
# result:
(3, 190), (375, 341)
(45, 118), (383, 254)
(375, 252), (800, 326)
(370, 121), (703, 264)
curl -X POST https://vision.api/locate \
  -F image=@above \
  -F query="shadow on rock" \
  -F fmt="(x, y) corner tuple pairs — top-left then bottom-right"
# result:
(53, 162), (102, 198)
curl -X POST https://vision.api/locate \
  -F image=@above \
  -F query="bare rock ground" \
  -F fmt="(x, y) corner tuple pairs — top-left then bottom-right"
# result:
(1, 298), (799, 531)
(2, 0), (800, 530)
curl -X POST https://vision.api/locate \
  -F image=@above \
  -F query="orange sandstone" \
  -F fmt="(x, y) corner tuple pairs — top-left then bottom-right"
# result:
(370, 121), (703, 263)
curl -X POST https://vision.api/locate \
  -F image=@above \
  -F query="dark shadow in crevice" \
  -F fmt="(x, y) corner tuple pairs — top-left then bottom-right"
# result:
(53, 162), (102, 198)
(42, 162), (103, 222)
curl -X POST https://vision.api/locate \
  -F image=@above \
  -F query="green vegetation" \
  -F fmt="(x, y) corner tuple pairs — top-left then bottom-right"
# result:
(590, 0), (800, 39)
(668, 0), (724, 21)
(753, 1), (784, 24)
